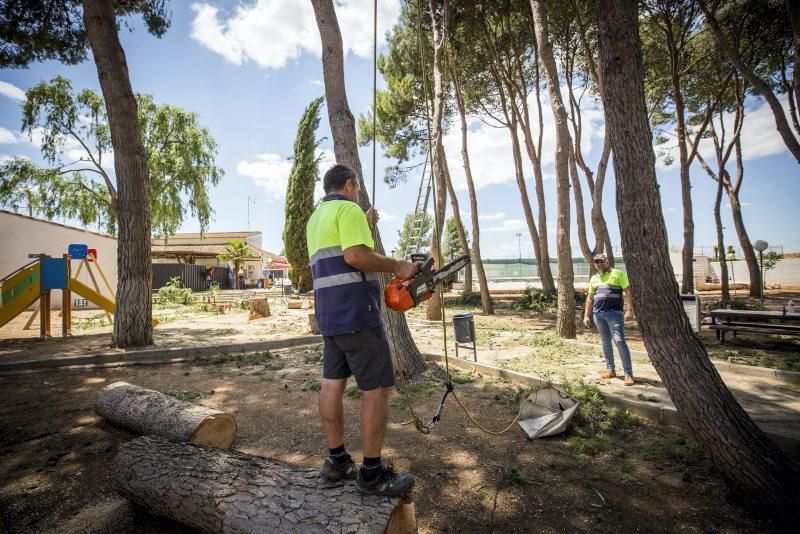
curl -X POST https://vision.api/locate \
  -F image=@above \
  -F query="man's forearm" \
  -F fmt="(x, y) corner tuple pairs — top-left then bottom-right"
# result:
(345, 248), (398, 274)
(624, 289), (633, 314)
(584, 296), (593, 318)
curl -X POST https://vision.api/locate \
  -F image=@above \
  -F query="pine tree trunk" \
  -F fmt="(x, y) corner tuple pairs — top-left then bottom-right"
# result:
(424, 0), (450, 322)
(83, 0), (153, 348)
(95, 382), (236, 449)
(113, 436), (414, 533)
(311, 0), (426, 378)
(530, 0), (576, 338)
(713, 178), (730, 303)
(596, 0), (800, 517)
(672, 76), (695, 295)
(452, 68), (494, 314)
(726, 187), (760, 297)
(441, 153), (472, 295)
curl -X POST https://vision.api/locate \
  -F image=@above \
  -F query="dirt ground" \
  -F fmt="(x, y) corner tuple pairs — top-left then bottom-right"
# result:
(0, 346), (780, 533)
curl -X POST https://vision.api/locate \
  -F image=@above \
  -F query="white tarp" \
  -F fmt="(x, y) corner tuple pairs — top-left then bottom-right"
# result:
(518, 386), (579, 439)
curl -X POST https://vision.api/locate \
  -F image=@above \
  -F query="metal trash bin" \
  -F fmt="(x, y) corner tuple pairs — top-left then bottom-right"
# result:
(452, 313), (477, 361)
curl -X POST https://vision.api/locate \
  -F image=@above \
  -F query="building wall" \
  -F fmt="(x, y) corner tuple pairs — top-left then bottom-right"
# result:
(0, 212), (118, 310)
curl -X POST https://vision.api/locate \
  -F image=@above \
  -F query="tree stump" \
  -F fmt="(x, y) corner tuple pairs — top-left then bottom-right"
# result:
(95, 382), (236, 448)
(249, 297), (272, 320)
(308, 313), (320, 335)
(113, 436), (416, 533)
(287, 298), (304, 309)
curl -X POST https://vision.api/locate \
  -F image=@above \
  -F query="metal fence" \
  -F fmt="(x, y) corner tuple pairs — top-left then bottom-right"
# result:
(479, 258), (626, 281)
(152, 264), (229, 292)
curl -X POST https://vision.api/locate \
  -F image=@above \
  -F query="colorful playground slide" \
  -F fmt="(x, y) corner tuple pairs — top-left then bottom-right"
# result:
(68, 278), (116, 316)
(0, 262), (41, 329)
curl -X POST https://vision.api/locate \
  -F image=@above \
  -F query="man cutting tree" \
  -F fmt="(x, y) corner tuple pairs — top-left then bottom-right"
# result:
(306, 164), (419, 496)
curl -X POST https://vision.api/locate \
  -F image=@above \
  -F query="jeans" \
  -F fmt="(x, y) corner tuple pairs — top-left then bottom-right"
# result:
(593, 309), (633, 377)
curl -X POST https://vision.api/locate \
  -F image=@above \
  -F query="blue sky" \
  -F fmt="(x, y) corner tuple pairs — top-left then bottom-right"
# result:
(0, 0), (797, 260)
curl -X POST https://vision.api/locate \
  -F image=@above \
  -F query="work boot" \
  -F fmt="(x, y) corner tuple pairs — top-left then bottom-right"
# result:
(598, 370), (616, 379)
(624, 375), (635, 386)
(356, 464), (415, 497)
(320, 455), (357, 481)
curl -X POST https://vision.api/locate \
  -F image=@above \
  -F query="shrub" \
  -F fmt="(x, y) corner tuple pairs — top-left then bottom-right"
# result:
(703, 298), (762, 312)
(513, 287), (557, 312)
(445, 292), (489, 308)
(154, 276), (195, 305)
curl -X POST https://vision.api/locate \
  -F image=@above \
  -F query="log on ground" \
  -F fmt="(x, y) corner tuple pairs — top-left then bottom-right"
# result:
(114, 435), (416, 533)
(308, 313), (320, 334)
(95, 381), (236, 448)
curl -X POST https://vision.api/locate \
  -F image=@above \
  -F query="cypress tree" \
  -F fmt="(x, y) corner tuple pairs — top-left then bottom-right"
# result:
(283, 97), (324, 293)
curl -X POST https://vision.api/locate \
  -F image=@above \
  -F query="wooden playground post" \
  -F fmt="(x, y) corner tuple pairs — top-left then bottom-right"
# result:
(62, 253), (71, 337)
(84, 257), (112, 325)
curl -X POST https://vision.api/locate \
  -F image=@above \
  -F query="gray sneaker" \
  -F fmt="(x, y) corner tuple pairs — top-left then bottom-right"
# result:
(320, 456), (357, 481)
(355, 464), (415, 497)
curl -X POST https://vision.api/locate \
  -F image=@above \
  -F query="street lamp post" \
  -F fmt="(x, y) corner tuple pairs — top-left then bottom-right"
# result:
(754, 240), (769, 306)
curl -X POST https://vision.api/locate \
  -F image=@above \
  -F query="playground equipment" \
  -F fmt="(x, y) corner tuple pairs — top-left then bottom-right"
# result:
(0, 244), (154, 338)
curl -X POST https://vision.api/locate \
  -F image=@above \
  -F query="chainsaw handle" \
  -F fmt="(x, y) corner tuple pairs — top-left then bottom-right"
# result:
(410, 253), (429, 264)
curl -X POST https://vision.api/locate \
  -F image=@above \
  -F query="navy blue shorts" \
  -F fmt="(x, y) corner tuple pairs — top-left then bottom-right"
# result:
(322, 326), (395, 390)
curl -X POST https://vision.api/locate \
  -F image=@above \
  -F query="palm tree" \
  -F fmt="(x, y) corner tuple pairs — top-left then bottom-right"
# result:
(218, 241), (257, 289)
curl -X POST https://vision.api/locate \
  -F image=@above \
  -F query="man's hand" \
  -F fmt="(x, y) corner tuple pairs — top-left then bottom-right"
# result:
(624, 310), (634, 323)
(583, 315), (591, 328)
(365, 207), (379, 229)
(394, 260), (419, 280)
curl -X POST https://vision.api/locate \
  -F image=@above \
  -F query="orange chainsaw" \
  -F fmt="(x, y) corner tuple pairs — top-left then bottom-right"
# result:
(385, 253), (471, 313)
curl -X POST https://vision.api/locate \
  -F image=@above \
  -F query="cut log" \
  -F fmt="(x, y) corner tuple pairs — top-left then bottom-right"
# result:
(95, 382), (236, 449)
(308, 313), (320, 335)
(114, 435), (417, 533)
(287, 298), (304, 309)
(249, 297), (271, 319)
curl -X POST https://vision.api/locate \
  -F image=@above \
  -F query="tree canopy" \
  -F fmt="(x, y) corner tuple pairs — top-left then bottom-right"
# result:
(0, 0), (170, 68)
(0, 76), (223, 236)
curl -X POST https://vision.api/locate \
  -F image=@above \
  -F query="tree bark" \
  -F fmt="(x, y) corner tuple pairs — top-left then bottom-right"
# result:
(441, 152), (472, 295)
(113, 435), (415, 533)
(726, 173), (760, 296)
(595, 0), (800, 517)
(530, 0), (576, 338)
(249, 297), (271, 319)
(311, 0), (426, 378)
(699, 1), (800, 164)
(95, 382), (237, 449)
(82, 0), (153, 347)
(713, 177), (730, 303)
(451, 56), (494, 314)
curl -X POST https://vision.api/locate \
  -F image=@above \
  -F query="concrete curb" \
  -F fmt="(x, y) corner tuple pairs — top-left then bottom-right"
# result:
(565, 339), (800, 381)
(424, 353), (799, 459)
(0, 335), (323, 374)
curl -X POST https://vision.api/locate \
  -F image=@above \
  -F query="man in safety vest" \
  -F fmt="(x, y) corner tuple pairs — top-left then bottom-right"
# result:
(583, 253), (636, 386)
(306, 164), (419, 496)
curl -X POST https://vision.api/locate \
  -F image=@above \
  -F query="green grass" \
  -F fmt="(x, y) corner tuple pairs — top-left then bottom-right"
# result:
(345, 385), (363, 400)
(302, 379), (322, 391)
(72, 312), (110, 331)
(196, 351), (279, 368)
(637, 434), (703, 465)
(405, 379), (443, 396)
(450, 368), (479, 384)
(497, 463), (543, 487)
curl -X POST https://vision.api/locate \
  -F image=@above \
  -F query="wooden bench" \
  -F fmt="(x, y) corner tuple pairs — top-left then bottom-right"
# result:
(709, 321), (800, 343)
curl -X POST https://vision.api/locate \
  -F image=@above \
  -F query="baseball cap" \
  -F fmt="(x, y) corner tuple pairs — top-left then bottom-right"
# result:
(592, 253), (607, 261)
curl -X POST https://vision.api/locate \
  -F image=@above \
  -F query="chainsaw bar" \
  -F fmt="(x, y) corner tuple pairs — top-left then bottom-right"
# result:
(432, 255), (471, 285)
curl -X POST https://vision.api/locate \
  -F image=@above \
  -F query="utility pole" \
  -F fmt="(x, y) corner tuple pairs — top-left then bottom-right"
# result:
(247, 196), (257, 232)
(516, 233), (522, 264)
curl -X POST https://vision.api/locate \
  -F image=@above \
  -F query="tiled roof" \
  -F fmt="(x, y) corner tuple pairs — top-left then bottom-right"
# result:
(150, 242), (280, 260)
(152, 231), (260, 242)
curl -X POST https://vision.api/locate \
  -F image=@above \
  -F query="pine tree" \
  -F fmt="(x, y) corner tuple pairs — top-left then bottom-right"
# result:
(283, 97), (324, 293)
(395, 211), (433, 258)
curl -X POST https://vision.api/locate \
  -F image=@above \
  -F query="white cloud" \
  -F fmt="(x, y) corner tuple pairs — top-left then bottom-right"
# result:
(310, 79), (324, 87)
(443, 86), (605, 192)
(479, 211), (506, 221)
(0, 127), (21, 144)
(238, 148), (335, 201)
(483, 218), (527, 233)
(190, 1), (401, 69)
(0, 81), (25, 101)
(378, 210), (397, 222)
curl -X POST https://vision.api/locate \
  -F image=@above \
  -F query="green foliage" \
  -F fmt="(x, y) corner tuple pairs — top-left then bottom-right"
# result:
(218, 241), (257, 289)
(0, 0), (170, 68)
(154, 276), (195, 306)
(761, 251), (783, 271)
(0, 76), (222, 235)
(395, 211), (433, 258)
(513, 288), (558, 312)
(283, 97), (324, 293)
(562, 379), (639, 439)
(445, 292), (487, 308)
(344, 385), (363, 399)
(702, 298), (762, 312)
